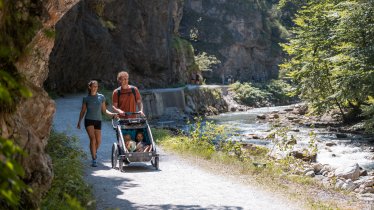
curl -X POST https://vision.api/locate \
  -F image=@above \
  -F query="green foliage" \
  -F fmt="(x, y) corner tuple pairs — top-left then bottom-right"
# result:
(280, 0), (374, 127)
(258, 79), (296, 105)
(43, 28), (56, 39)
(267, 125), (318, 173)
(94, 0), (106, 17)
(0, 137), (31, 209)
(194, 52), (221, 72)
(155, 117), (234, 159)
(362, 99), (374, 133)
(41, 131), (95, 210)
(0, 70), (32, 112)
(229, 81), (270, 107)
(229, 80), (295, 107)
(0, 2), (38, 206)
(0, 0), (41, 112)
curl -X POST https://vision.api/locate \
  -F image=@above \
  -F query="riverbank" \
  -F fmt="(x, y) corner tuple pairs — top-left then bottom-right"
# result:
(155, 128), (370, 209)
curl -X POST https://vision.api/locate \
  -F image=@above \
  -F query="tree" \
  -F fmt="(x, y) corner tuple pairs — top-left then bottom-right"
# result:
(195, 52), (221, 72)
(280, 0), (374, 126)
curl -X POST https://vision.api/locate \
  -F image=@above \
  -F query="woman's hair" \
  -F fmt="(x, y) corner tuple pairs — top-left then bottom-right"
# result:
(87, 80), (98, 94)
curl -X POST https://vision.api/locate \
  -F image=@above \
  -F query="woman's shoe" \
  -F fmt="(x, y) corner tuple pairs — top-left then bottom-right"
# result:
(92, 159), (98, 167)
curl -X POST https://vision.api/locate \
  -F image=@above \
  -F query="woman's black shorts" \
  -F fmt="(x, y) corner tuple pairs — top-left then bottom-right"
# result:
(84, 119), (102, 130)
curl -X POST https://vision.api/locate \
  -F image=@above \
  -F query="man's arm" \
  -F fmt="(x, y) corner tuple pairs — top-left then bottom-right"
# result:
(135, 87), (144, 116)
(112, 90), (124, 114)
(137, 100), (144, 116)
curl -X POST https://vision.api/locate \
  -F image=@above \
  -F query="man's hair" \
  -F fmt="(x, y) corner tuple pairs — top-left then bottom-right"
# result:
(117, 71), (129, 81)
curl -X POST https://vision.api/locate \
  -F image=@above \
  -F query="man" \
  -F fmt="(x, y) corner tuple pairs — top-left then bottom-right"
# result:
(112, 71), (144, 118)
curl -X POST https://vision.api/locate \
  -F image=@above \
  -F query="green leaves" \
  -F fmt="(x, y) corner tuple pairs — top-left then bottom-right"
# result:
(0, 70), (32, 112)
(41, 131), (94, 210)
(280, 0), (374, 126)
(229, 80), (295, 107)
(0, 137), (31, 208)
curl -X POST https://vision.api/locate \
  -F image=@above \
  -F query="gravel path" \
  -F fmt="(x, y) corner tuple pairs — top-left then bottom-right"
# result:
(53, 94), (302, 210)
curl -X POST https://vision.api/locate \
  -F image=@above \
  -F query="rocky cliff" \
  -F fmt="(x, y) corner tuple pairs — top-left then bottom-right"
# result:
(44, 0), (195, 93)
(180, 0), (284, 83)
(0, 0), (79, 208)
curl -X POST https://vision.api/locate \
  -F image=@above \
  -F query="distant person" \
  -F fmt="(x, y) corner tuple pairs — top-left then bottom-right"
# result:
(190, 72), (197, 84)
(124, 133), (136, 152)
(112, 71), (144, 118)
(227, 75), (232, 84)
(196, 73), (202, 85)
(77, 80), (118, 167)
(135, 132), (152, 152)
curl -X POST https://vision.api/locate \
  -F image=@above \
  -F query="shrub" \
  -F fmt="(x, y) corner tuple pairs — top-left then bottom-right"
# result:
(0, 137), (31, 209)
(229, 80), (296, 107)
(229, 82), (271, 107)
(41, 131), (95, 210)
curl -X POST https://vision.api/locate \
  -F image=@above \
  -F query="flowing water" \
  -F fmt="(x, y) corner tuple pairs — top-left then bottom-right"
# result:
(206, 105), (374, 171)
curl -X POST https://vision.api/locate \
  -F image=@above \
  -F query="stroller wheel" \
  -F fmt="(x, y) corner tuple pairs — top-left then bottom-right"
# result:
(154, 156), (159, 170)
(111, 143), (119, 169)
(119, 158), (124, 172)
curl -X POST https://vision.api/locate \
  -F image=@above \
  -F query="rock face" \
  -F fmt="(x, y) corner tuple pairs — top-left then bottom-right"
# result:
(180, 0), (283, 83)
(45, 0), (194, 92)
(0, 0), (79, 208)
(185, 86), (228, 115)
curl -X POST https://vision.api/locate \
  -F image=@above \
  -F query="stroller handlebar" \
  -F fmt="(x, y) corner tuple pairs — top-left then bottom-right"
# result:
(112, 113), (147, 129)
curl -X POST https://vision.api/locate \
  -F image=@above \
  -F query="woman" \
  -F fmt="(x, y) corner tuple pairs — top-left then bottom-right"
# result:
(77, 80), (117, 167)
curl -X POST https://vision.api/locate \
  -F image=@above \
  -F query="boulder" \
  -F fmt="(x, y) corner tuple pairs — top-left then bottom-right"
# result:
(325, 142), (337, 147)
(305, 171), (315, 177)
(289, 150), (317, 162)
(353, 176), (374, 188)
(335, 163), (361, 181)
(256, 114), (266, 120)
(336, 133), (348, 138)
(341, 179), (358, 191)
(312, 163), (324, 173)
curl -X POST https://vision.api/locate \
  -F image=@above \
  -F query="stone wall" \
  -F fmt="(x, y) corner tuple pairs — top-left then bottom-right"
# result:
(142, 86), (228, 120)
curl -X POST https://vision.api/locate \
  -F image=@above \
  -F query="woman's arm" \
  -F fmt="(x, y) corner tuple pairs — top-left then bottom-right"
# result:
(77, 103), (87, 129)
(102, 101), (117, 118)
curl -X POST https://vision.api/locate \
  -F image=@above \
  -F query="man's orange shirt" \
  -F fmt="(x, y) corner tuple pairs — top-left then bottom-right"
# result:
(112, 86), (141, 118)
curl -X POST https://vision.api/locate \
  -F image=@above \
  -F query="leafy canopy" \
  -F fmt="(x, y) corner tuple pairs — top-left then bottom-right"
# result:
(280, 0), (374, 128)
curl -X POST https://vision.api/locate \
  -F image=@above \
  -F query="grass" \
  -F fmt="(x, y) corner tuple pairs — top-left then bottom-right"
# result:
(152, 125), (364, 210)
(41, 131), (95, 210)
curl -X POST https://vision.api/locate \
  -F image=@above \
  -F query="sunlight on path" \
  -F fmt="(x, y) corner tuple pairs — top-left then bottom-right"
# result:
(53, 94), (302, 210)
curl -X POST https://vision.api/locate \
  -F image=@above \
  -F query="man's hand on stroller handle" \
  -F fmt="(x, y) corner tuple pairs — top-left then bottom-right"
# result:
(118, 111), (145, 117)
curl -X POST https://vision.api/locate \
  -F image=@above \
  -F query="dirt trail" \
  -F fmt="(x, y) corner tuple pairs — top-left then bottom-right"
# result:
(53, 94), (302, 210)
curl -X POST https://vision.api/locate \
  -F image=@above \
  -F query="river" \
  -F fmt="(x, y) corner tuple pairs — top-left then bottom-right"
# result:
(206, 105), (374, 171)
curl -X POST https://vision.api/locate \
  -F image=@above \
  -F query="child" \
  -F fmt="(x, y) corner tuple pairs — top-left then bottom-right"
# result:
(135, 132), (152, 152)
(124, 134), (136, 152)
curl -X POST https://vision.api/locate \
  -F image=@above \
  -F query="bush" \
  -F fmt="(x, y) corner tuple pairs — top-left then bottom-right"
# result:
(41, 131), (95, 210)
(229, 82), (271, 107)
(0, 137), (31, 209)
(229, 80), (296, 107)
(362, 102), (374, 133)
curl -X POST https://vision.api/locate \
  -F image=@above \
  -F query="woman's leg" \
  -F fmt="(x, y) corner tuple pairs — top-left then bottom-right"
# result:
(94, 129), (102, 158)
(85, 126), (97, 160)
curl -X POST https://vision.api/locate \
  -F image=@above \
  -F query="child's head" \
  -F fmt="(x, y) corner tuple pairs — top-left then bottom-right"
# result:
(136, 132), (144, 141)
(124, 134), (132, 141)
